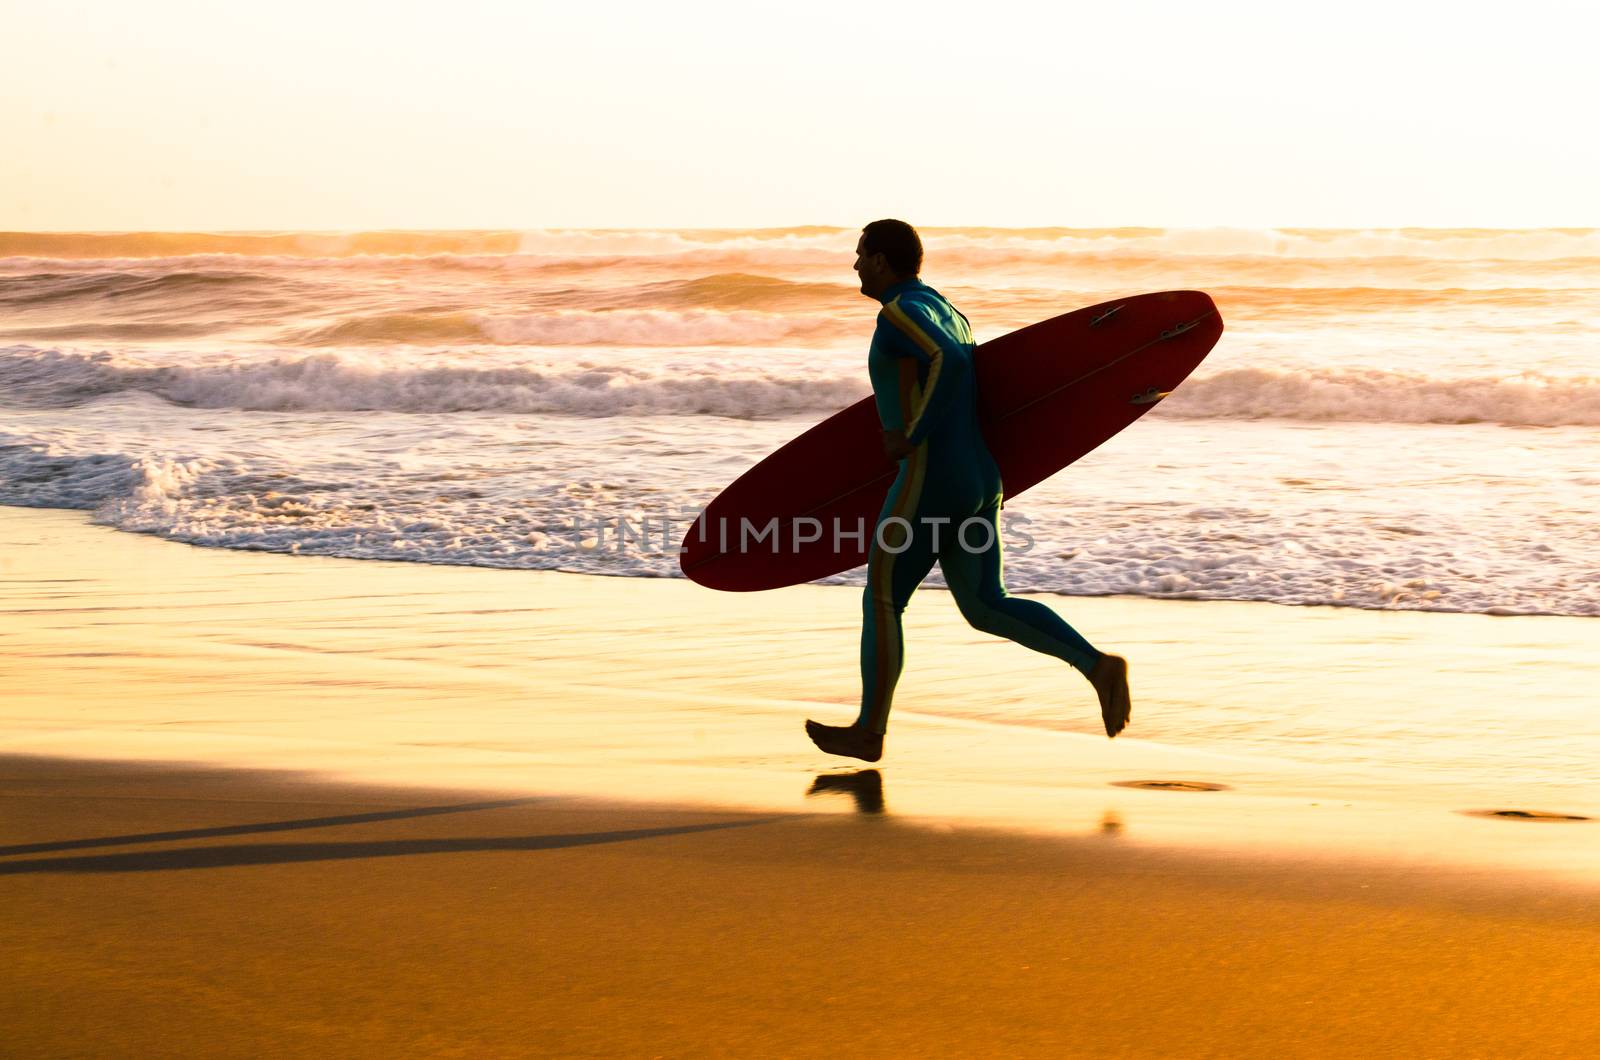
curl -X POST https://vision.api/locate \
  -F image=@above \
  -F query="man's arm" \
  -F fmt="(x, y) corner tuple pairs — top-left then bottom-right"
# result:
(868, 322), (922, 459)
(881, 297), (964, 446)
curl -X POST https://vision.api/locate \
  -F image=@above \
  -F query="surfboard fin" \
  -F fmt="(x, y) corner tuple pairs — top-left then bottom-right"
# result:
(1159, 316), (1208, 340)
(1089, 304), (1125, 328)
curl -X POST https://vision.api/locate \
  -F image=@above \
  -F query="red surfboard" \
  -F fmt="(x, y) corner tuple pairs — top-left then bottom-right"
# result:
(680, 290), (1223, 591)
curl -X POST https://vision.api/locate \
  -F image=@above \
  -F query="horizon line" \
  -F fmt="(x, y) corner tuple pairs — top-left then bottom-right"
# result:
(3, 224), (1597, 236)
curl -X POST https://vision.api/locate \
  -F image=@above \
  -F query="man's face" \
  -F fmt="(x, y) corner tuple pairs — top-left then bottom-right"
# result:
(853, 235), (894, 299)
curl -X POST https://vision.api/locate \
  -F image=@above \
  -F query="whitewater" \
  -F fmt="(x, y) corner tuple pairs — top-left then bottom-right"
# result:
(2, 226), (1597, 616)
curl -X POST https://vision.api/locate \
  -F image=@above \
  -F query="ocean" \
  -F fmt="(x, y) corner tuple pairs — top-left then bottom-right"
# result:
(3, 226), (1597, 617)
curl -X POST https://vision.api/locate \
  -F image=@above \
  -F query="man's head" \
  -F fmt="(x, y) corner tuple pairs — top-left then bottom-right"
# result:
(854, 219), (922, 299)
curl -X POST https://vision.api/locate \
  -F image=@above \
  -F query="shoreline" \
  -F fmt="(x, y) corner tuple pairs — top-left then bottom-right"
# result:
(10, 498), (1599, 622)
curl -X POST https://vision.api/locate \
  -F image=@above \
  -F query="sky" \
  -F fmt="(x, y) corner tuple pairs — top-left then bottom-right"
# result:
(2, 0), (1597, 230)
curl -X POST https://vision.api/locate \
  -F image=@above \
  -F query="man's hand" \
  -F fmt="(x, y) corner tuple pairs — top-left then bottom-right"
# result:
(881, 428), (914, 461)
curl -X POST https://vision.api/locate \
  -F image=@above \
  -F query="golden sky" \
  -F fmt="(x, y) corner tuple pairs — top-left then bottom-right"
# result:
(3, 0), (1596, 230)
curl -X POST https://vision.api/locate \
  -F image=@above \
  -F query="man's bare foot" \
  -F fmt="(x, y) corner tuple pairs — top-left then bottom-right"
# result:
(1089, 653), (1131, 737)
(805, 720), (884, 763)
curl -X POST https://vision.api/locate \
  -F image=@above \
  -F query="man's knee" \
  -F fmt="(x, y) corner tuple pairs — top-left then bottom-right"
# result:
(952, 587), (1008, 635)
(863, 582), (909, 617)
(960, 606), (1006, 637)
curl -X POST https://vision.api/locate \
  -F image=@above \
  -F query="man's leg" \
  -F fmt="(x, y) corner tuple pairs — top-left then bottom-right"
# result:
(806, 457), (937, 761)
(939, 504), (1132, 736)
(855, 509), (938, 734)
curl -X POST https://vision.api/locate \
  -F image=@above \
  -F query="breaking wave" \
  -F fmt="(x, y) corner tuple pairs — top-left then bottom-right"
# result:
(1163, 367), (1600, 427)
(0, 346), (866, 418)
(6, 345), (1599, 426)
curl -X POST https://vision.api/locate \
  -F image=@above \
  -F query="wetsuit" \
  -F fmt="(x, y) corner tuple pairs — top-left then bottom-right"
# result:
(858, 277), (1102, 734)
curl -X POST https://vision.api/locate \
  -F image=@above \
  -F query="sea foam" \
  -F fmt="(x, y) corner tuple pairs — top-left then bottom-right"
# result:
(6, 345), (1598, 426)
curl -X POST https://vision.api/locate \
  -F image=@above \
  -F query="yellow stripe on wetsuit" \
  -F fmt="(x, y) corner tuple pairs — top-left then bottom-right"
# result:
(882, 297), (945, 440)
(865, 359), (926, 731)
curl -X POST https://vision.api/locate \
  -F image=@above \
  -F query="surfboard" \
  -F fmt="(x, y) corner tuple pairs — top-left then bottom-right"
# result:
(680, 290), (1223, 591)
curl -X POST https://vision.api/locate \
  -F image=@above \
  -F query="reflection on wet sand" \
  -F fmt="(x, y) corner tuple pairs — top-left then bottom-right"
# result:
(807, 769), (885, 814)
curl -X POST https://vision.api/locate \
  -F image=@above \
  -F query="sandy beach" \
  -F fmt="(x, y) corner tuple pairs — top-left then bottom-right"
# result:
(6, 755), (1600, 1058)
(5, 505), (1600, 1055)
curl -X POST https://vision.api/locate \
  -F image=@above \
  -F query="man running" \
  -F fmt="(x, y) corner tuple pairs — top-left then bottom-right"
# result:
(805, 219), (1130, 762)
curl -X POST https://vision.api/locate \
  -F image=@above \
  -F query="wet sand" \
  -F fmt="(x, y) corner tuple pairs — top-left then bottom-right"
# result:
(4, 506), (1600, 1054)
(6, 755), (1600, 1057)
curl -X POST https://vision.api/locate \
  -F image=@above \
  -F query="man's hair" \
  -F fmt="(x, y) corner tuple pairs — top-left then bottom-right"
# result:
(861, 219), (923, 277)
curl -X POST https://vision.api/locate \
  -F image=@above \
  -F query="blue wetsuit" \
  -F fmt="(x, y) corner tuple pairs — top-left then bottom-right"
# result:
(858, 277), (1102, 734)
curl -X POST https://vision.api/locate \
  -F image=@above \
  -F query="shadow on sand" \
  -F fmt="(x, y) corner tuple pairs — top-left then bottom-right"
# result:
(0, 797), (549, 858)
(0, 802), (788, 875)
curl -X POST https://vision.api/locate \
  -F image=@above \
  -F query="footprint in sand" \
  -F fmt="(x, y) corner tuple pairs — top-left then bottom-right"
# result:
(1460, 809), (1591, 822)
(1110, 780), (1230, 792)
